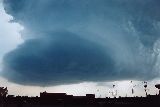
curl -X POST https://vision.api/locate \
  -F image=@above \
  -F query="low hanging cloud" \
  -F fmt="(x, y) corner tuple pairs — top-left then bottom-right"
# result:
(3, 31), (116, 86)
(2, 0), (160, 86)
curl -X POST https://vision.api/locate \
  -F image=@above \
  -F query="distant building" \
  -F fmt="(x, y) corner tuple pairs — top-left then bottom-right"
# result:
(40, 92), (66, 99)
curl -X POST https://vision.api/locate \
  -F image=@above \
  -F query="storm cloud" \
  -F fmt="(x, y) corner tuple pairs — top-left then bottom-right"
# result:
(2, 0), (160, 86)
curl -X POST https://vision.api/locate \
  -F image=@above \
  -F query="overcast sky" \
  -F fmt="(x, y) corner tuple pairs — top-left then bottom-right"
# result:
(0, 0), (160, 97)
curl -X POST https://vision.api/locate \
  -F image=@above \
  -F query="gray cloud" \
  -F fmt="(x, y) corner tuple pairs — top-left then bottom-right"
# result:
(2, 0), (160, 86)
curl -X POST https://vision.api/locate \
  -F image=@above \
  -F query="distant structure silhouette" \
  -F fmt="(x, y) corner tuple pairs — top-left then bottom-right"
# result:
(131, 81), (136, 96)
(0, 83), (160, 107)
(0, 87), (8, 97)
(143, 81), (148, 96)
(155, 84), (160, 95)
(109, 84), (117, 98)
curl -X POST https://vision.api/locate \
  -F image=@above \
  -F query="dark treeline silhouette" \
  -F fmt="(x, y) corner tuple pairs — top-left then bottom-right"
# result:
(0, 84), (160, 107)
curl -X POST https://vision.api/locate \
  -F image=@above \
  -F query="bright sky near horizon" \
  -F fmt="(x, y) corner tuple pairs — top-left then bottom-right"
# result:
(0, 0), (160, 97)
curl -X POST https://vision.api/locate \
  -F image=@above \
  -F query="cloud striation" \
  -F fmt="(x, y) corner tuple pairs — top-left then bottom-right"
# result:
(2, 0), (160, 86)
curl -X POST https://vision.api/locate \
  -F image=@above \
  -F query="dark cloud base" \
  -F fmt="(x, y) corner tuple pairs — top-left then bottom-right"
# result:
(2, 31), (158, 86)
(2, 31), (116, 86)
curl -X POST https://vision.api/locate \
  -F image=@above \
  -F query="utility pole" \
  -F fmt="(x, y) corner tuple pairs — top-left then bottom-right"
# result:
(143, 81), (148, 97)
